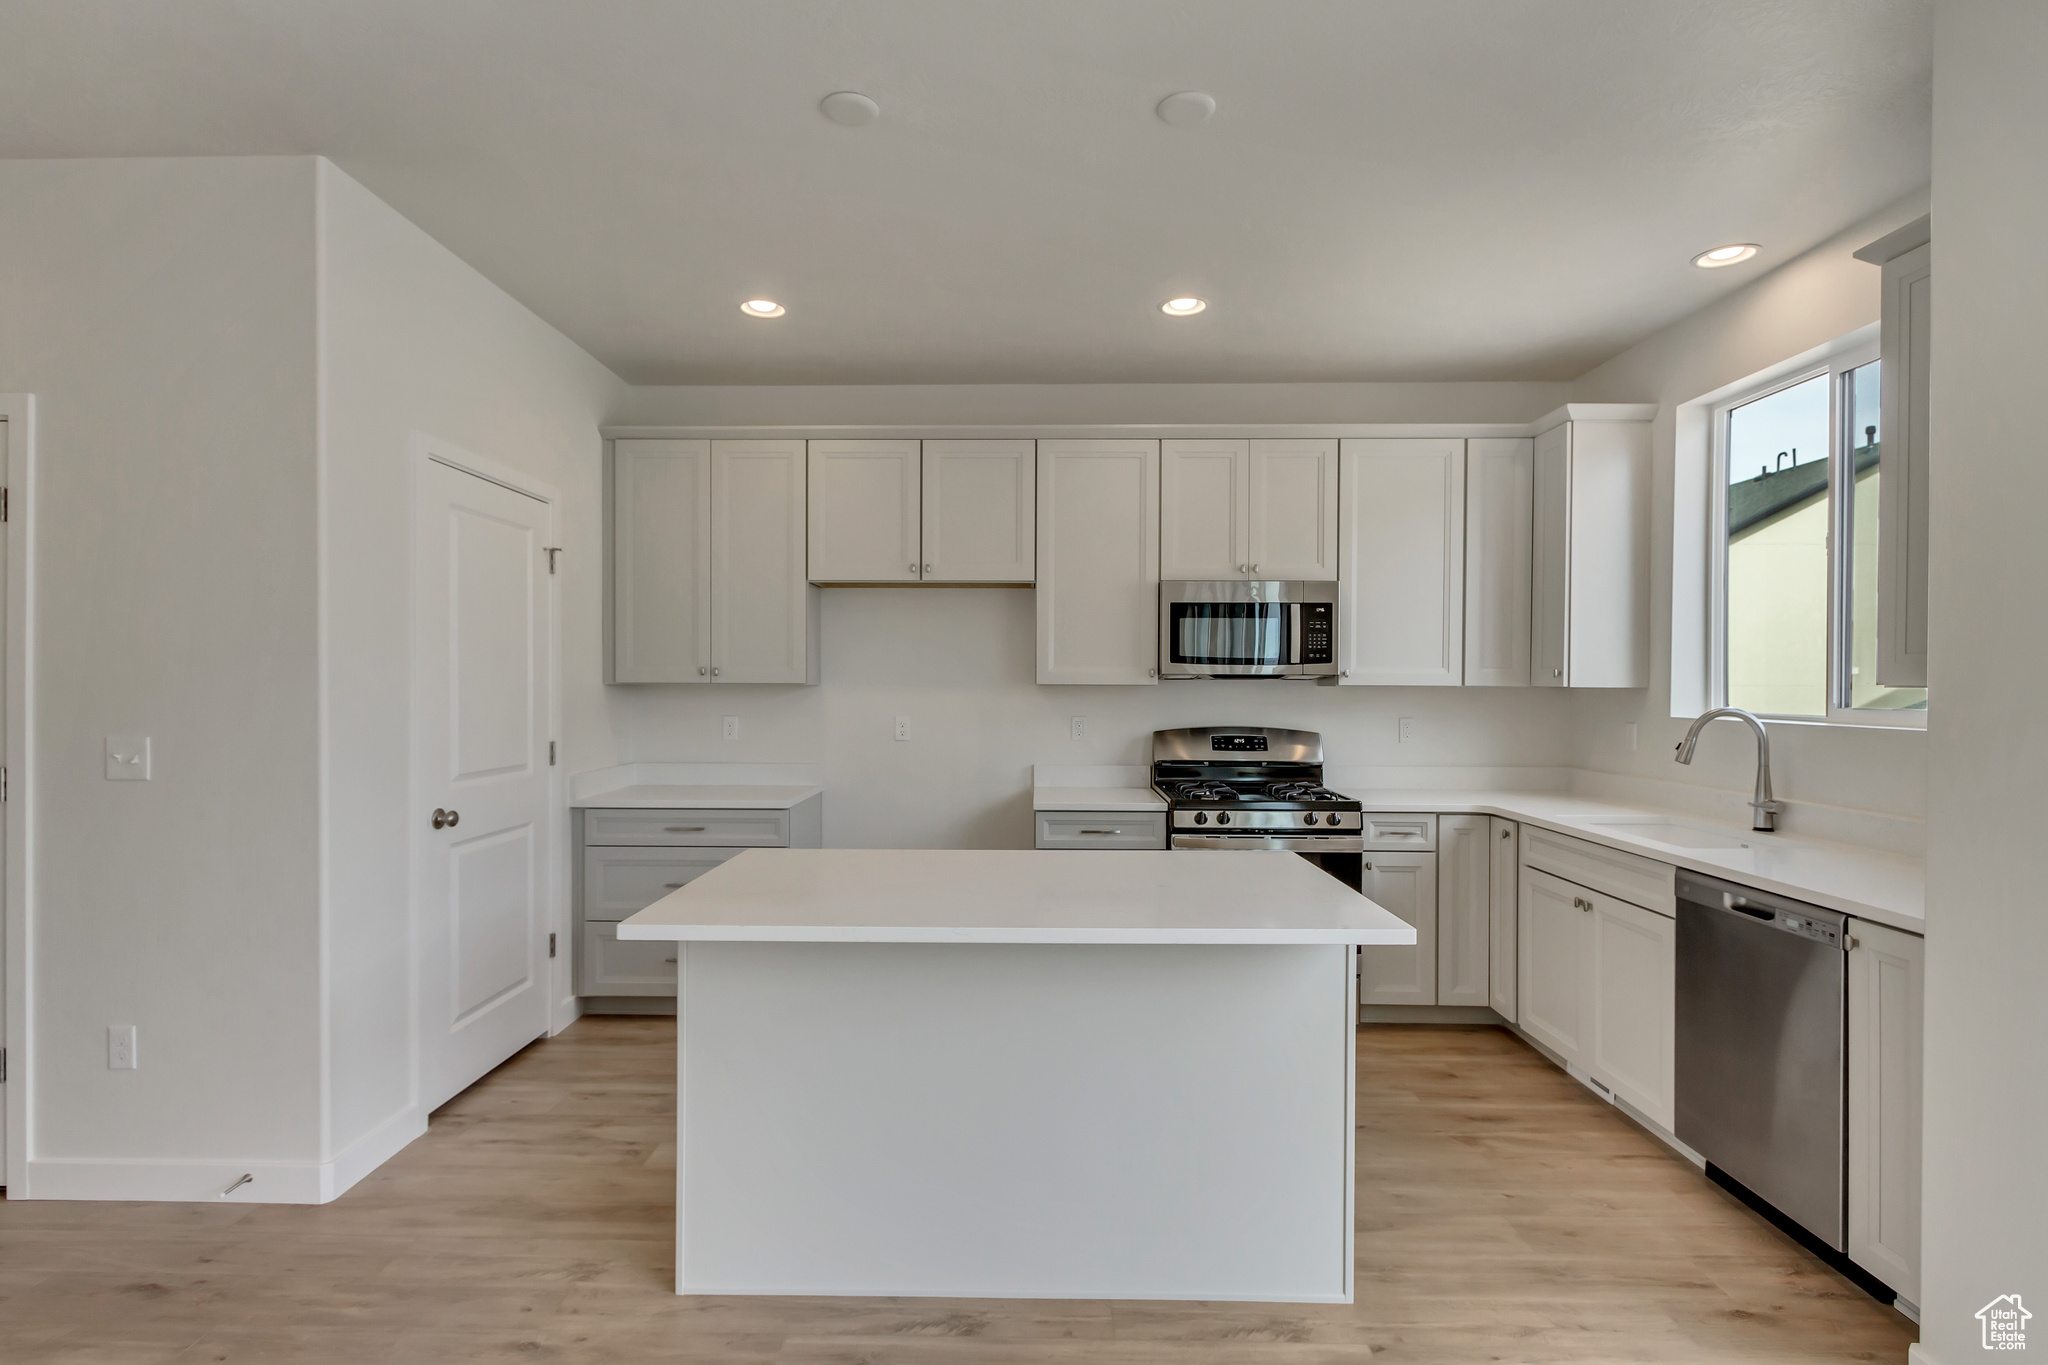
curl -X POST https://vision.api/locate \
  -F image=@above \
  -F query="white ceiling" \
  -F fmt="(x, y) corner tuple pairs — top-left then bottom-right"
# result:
(0, 1), (1931, 386)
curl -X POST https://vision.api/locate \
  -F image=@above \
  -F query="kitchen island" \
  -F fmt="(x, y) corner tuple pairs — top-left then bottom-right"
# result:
(618, 848), (1413, 1301)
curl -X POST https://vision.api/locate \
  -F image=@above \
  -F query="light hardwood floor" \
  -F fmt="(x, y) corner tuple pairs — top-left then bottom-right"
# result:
(1, 1018), (1916, 1363)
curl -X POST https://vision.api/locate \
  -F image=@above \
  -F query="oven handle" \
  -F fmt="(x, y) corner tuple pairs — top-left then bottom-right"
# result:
(1170, 833), (1366, 853)
(1288, 602), (1302, 665)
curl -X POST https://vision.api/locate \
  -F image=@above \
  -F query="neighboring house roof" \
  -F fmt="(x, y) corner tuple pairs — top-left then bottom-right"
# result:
(1730, 442), (1879, 536)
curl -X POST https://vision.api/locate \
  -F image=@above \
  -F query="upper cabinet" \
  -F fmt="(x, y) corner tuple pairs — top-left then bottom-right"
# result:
(1338, 438), (1466, 686)
(1464, 438), (1533, 686)
(1856, 217), (1931, 690)
(924, 440), (1035, 582)
(610, 438), (818, 685)
(808, 440), (920, 582)
(1531, 415), (1650, 688)
(1160, 439), (1337, 580)
(1037, 440), (1159, 684)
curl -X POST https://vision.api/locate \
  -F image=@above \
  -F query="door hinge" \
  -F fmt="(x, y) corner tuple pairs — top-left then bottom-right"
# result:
(548, 741), (556, 766)
(544, 547), (561, 574)
(547, 932), (557, 959)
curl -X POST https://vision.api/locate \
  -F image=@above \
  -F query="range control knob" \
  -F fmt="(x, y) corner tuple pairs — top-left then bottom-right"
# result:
(1192, 811), (1208, 825)
(1217, 812), (1232, 826)
(1303, 812), (1318, 826)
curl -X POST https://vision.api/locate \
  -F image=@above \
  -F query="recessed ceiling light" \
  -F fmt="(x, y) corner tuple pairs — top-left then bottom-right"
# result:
(820, 92), (880, 127)
(741, 299), (785, 318)
(1156, 91), (1217, 127)
(1693, 243), (1759, 268)
(1161, 296), (1208, 316)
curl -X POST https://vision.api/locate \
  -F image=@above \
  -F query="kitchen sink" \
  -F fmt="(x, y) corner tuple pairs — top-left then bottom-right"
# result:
(1581, 816), (1752, 850)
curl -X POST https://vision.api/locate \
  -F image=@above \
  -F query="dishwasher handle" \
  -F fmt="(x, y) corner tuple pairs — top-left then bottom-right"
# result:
(1723, 894), (1776, 921)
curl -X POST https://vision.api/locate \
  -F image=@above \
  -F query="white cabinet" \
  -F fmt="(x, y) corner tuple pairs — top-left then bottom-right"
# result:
(1586, 892), (1675, 1129)
(1487, 817), (1519, 1021)
(1036, 440), (1160, 684)
(1358, 851), (1438, 1005)
(1338, 438), (1466, 685)
(1848, 918), (1923, 1303)
(808, 439), (921, 582)
(1160, 439), (1337, 581)
(611, 438), (818, 684)
(1518, 861), (1676, 1129)
(1518, 866), (1588, 1063)
(1464, 437), (1533, 686)
(1531, 416), (1650, 688)
(923, 440), (1035, 582)
(1436, 814), (1492, 1006)
(1869, 231), (1931, 689)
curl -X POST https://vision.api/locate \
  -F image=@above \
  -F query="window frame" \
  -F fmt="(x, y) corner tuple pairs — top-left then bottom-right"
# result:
(1708, 336), (1924, 728)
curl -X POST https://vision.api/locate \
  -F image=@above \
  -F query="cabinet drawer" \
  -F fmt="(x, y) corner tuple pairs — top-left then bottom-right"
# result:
(584, 808), (790, 847)
(1363, 813), (1437, 851)
(579, 923), (679, 997)
(583, 845), (742, 922)
(1522, 826), (1675, 917)
(1035, 810), (1167, 850)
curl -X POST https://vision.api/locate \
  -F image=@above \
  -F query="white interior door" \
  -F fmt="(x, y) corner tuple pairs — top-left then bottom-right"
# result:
(415, 456), (553, 1113)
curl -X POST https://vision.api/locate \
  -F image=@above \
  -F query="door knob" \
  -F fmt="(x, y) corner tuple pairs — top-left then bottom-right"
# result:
(698, 666), (707, 676)
(432, 808), (460, 830)
(711, 667), (720, 677)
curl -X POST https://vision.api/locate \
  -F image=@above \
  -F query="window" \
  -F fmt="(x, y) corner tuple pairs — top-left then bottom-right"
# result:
(1714, 341), (1927, 724)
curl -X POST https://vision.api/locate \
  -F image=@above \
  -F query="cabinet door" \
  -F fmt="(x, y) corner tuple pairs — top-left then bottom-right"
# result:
(1160, 439), (1246, 579)
(1587, 892), (1675, 1129)
(1876, 243), (1931, 688)
(808, 439), (920, 582)
(923, 440), (1035, 582)
(711, 440), (817, 684)
(1488, 818), (1519, 1020)
(1561, 421), (1650, 688)
(1436, 814), (1492, 1006)
(582, 846), (742, 921)
(580, 922), (679, 997)
(1464, 437), (1533, 686)
(1358, 852), (1438, 1005)
(1036, 440), (1160, 684)
(1337, 438), (1466, 685)
(612, 438), (712, 683)
(1247, 439), (1338, 580)
(1517, 866), (1587, 1066)
(1848, 920), (1923, 1302)
(1530, 424), (1570, 687)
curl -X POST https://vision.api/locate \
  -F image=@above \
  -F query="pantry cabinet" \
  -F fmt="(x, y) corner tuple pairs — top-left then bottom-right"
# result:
(1464, 437), (1533, 686)
(1531, 415), (1650, 688)
(1436, 814), (1492, 1006)
(1159, 438), (1337, 580)
(808, 439), (921, 582)
(923, 440), (1035, 582)
(611, 438), (819, 684)
(1337, 438), (1466, 686)
(1357, 850), (1438, 1005)
(1487, 817), (1519, 1021)
(1036, 439), (1160, 684)
(1848, 918), (1923, 1304)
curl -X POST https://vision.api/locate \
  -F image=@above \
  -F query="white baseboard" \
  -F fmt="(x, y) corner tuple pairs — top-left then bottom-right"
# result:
(1358, 1004), (1503, 1024)
(23, 1103), (424, 1205)
(1906, 1344), (1939, 1365)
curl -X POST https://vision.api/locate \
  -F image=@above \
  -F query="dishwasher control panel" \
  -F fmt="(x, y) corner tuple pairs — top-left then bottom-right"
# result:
(1775, 912), (1842, 947)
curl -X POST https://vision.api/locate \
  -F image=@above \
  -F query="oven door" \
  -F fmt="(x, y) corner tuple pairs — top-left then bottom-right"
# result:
(1159, 581), (1337, 678)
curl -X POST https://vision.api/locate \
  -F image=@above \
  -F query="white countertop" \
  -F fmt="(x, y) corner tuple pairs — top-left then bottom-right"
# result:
(1340, 789), (1924, 933)
(1032, 786), (1168, 812)
(617, 848), (1416, 946)
(570, 783), (823, 810)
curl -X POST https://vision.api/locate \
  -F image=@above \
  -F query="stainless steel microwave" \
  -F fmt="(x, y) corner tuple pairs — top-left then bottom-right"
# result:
(1158, 580), (1339, 679)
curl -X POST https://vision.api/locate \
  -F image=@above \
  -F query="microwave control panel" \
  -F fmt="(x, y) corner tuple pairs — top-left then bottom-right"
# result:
(1300, 602), (1334, 664)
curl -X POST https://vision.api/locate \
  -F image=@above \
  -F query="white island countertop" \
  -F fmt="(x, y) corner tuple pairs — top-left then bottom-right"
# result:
(619, 848), (1415, 945)
(569, 783), (823, 809)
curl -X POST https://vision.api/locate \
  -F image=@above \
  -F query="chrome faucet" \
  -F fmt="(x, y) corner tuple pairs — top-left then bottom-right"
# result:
(1674, 707), (1785, 832)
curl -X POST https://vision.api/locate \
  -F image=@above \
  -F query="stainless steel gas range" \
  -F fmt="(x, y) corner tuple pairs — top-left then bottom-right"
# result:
(1150, 726), (1366, 887)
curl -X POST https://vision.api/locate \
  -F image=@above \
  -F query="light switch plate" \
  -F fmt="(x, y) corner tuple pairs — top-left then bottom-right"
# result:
(106, 735), (151, 780)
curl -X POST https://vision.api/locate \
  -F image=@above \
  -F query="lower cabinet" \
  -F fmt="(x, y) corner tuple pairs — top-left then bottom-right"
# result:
(1519, 864), (1675, 1129)
(1488, 817), (1520, 1020)
(1034, 809), (1167, 849)
(1358, 852), (1438, 1005)
(582, 923), (681, 995)
(1848, 918), (1924, 1304)
(1435, 814), (1492, 1005)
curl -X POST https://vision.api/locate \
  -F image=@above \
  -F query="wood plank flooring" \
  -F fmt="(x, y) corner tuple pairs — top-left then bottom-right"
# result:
(0, 1018), (1917, 1363)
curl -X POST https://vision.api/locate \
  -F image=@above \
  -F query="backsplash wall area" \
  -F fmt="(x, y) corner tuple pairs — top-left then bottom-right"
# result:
(613, 587), (1577, 850)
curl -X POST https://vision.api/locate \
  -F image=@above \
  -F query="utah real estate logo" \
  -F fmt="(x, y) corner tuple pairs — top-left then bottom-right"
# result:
(1979, 1294), (2031, 1351)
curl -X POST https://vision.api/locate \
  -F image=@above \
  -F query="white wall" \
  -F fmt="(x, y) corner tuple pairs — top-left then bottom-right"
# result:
(1918, 4), (2048, 1356)
(1565, 191), (1931, 847)
(615, 587), (1575, 849)
(316, 161), (628, 1164)
(0, 159), (325, 1178)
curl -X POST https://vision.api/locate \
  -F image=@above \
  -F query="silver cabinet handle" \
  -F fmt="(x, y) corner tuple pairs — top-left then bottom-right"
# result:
(711, 666), (720, 677)
(1148, 667), (1158, 677)
(1079, 829), (1122, 836)
(663, 957), (678, 965)
(1500, 828), (1511, 840)
(1250, 564), (1259, 573)
(909, 562), (917, 572)
(664, 826), (707, 833)
(698, 666), (708, 676)
(924, 563), (932, 573)
(1552, 668), (1563, 677)
(663, 882), (689, 889)
(1362, 860), (1374, 871)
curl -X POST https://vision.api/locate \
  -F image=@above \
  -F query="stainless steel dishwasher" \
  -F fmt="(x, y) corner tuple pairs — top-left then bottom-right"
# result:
(1675, 869), (1848, 1251)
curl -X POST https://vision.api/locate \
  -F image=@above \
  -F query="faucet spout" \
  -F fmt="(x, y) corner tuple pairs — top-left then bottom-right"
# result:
(1674, 707), (1784, 832)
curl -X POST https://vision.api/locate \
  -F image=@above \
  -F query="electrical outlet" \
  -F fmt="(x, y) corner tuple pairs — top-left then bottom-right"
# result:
(1624, 722), (1639, 753)
(1397, 717), (1419, 744)
(722, 715), (740, 741)
(106, 735), (151, 781)
(108, 1025), (138, 1070)
(1071, 716), (1087, 742)
(894, 715), (911, 742)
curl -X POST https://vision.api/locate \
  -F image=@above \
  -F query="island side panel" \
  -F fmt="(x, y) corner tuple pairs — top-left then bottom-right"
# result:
(674, 941), (1353, 1301)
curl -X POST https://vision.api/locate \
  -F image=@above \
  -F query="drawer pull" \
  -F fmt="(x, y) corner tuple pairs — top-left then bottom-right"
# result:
(664, 826), (708, 833)
(1078, 829), (1122, 836)
(663, 882), (688, 889)
(663, 957), (678, 965)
